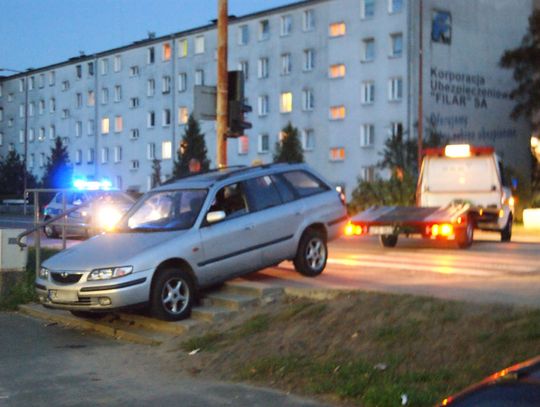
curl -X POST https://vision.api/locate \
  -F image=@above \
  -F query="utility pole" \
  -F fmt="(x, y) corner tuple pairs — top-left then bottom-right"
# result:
(216, 0), (228, 167)
(417, 0), (424, 171)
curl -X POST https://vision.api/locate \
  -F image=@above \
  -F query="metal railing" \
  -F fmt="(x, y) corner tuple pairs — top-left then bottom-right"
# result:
(16, 189), (90, 278)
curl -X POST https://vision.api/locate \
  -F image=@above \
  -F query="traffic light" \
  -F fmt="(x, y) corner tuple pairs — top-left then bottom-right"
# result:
(227, 71), (252, 138)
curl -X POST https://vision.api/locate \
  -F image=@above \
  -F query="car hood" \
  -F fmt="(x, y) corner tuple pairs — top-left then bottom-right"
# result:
(43, 231), (186, 271)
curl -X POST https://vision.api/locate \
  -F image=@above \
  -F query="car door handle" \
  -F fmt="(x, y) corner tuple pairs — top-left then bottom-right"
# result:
(244, 224), (255, 230)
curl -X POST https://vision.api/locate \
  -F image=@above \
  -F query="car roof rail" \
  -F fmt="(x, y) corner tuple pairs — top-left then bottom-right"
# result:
(214, 162), (291, 181)
(161, 165), (248, 185)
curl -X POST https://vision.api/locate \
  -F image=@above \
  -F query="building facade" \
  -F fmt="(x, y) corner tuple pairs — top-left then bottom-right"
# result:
(0, 0), (533, 195)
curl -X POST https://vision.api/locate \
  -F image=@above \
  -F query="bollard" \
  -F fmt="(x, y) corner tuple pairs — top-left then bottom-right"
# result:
(0, 228), (28, 298)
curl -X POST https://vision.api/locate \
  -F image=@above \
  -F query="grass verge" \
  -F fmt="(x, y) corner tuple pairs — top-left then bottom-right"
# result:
(179, 294), (540, 406)
(0, 247), (59, 310)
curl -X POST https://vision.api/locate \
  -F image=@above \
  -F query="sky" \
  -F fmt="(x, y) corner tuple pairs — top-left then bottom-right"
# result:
(0, 0), (297, 73)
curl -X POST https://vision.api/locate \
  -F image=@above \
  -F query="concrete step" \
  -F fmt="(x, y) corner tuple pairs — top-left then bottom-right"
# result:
(203, 292), (259, 311)
(191, 305), (237, 323)
(224, 280), (285, 300)
(116, 312), (201, 336)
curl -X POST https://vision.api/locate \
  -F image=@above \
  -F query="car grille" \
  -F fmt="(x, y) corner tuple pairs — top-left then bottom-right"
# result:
(51, 272), (83, 284)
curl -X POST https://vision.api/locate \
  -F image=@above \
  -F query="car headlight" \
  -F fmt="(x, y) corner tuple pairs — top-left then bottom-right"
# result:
(39, 267), (49, 280)
(87, 266), (133, 281)
(96, 206), (122, 231)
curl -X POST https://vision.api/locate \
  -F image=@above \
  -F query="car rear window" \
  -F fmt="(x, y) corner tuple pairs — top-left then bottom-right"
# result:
(281, 170), (329, 198)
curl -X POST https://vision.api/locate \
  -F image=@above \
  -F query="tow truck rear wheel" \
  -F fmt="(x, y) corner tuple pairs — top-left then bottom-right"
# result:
(456, 217), (474, 249)
(501, 214), (512, 242)
(379, 234), (398, 248)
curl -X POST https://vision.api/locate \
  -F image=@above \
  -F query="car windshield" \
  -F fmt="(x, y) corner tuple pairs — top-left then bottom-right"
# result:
(118, 189), (207, 232)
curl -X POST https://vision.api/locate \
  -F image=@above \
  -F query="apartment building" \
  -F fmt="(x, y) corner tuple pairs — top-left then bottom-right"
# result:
(0, 0), (533, 194)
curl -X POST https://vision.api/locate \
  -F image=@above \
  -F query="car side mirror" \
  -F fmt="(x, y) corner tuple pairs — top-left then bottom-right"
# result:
(206, 210), (226, 224)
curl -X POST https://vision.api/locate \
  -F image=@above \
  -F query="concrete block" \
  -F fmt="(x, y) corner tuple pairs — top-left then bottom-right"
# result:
(0, 228), (28, 298)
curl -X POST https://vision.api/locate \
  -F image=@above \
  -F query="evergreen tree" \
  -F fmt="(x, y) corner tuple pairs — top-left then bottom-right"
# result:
(0, 150), (37, 196)
(41, 137), (72, 189)
(173, 115), (210, 178)
(151, 159), (162, 188)
(273, 122), (304, 164)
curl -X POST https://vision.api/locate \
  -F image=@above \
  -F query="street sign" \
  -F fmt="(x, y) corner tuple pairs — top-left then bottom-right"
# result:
(193, 85), (217, 121)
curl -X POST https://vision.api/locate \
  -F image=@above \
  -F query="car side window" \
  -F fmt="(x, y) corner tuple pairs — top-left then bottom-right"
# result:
(281, 170), (329, 197)
(244, 176), (282, 211)
(209, 182), (249, 220)
(271, 174), (296, 203)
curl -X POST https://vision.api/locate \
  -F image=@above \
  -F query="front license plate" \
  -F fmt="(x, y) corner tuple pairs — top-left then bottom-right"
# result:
(369, 226), (394, 235)
(48, 289), (78, 303)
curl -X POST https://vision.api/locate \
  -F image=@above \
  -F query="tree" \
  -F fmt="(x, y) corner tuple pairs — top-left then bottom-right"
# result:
(41, 137), (72, 189)
(173, 115), (210, 178)
(273, 122), (304, 164)
(0, 150), (37, 196)
(151, 159), (162, 189)
(500, 10), (540, 127)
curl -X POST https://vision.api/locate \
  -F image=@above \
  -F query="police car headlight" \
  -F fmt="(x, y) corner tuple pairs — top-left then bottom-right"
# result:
(88, 266), (133, 281)
(39, 267), (49, 280)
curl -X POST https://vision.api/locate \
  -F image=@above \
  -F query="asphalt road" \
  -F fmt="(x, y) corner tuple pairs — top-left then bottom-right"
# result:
(0, 312), (326, 407)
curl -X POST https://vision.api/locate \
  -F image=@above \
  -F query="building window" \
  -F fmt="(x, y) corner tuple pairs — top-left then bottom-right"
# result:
(100, 59), (108, 75)
(113, 55), (122, 72)
(360, 124), (375, 147)
(38, 127), (45, 141)
(303, 49), (315, 71)
(178, 107), (188, 124)
(281, 15), (292, 36)
(239, 61), (249, 81)
(114, 85), (122, 102)
(178, 38), (188, 57)
(388, 77), (403, 101)
(329, 22), (346, 37)
(86, 120), (93, 137)
(76, 65), (82, 79)
(62, 109), (70, 119)
(302, 129), (315, 151)
(147, 111), (155, 128)
(362, 166), (376, 182)
(302, 89), (314, 111)
(258, 95), (269, 116)
(162, 109), (171, 126)
(330, 147), (345, 162)
(303, 9), (315, 31)
(329, 64), (346, 79)
(162, 141), (172, 159)
(115, 116), (123, 133)
(390, 33), (403, 57)
(38, 74), (45, 88)
(76, 93), (83, 108)
(238, 25), (249, 45)
(88, 62), (94, 76)
(114, 146), (122, 163)
(48, 71), (55, 86)
(0, 108), (2, 122)
(101, 117), (110, 134)
(280, 92), (293, 113)
(130, 128), (140, 140)
(362, 38), (375, 62)
(390, 121), (403, 137)
(28, 102), (35, 117)
(361, 81), (375, 104)
(194, 35), (205, 54)
(38, 152), (45, 167)
(38, 99), (45, 115)
(101, 147), (109, 164)
(19, 78), (25, 92)
(29, 153), (34, 168)
(87, 148), (95, 164)
(330, 105), (346, 120)
(147, 79), (155, 97)
(75, 121), (82, 138)
(50, 125), (56, 139)
(281, 53), (291, 75)
(129, 97), (139, 109)
(0, 84), (2, 97)
(7, 93), (13, 102)
(237, 136), (249, 155)
(130, 160), (140, 171)
(101, 87), (109, 104)
(258, 134), (269, 154)
(178, 73), (187, 92)
(195, 69), (204, 85)
(147, 47), (155, 64)
(389, 0), (403, 14)
(147, 143), (156, 160)
(361, 0), (375, 18)
(129, 65), (140, 77)
(258, 57), (269, 78)
(162, 42), (172, 60)
(29, 128), (35, 142)
(259, 20), (270, 41)
(162, 76), (171, 93)
(87, 90), (95, 106)
(19, 103), (25, 118)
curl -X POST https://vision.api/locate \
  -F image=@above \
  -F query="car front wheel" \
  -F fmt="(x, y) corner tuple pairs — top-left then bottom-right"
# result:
(43, 218), (59, 239)
(150, 268), (194, 321)
(293, 229), (327, 277)
(501, 214), (512, 242)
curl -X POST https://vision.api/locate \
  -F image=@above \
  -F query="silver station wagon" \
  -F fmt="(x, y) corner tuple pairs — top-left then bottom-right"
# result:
(36, 164), (348, 321)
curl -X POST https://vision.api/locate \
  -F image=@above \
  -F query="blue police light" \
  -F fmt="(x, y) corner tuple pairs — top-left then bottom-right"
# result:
(72, 178), (114, 191)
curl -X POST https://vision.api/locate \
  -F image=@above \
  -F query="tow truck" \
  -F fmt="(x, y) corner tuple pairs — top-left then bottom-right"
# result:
(346, 144), (514, 249)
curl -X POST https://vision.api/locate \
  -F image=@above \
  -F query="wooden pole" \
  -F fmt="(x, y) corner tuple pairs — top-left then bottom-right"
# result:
(418, 0), (424, 170)
(216, 0), (228, 167)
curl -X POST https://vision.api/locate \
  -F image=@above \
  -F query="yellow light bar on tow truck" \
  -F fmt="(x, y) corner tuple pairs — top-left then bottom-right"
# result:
(444, 144), (471, 158)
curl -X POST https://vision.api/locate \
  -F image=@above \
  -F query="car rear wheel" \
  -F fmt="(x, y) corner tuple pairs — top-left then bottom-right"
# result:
(501, 214), (512, 242)
(294, 229), (327, 277)
(43, 218), (59, 239)
(150, 268), (194, 321)
(457, 217), (474, 249)
(379, 234), (398, 248)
